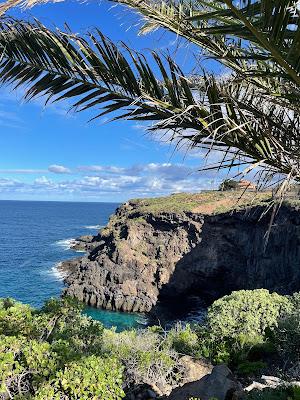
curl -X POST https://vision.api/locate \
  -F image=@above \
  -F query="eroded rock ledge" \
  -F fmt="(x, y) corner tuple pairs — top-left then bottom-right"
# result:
(59, 192), (300, 313)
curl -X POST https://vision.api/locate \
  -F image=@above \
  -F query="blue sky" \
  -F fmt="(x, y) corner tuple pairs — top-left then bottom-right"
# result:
(0, 1), (228, 202)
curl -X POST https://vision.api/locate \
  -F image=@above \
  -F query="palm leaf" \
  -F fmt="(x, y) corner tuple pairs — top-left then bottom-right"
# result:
(0, 18), (300, 183)
(109, 0), (300, 101)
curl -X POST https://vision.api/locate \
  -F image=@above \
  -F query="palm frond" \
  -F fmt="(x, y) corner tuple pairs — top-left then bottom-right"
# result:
(109, 0), (300, 100)
(1, 0), (300, 102)
(0, 0), (62, 13)
(0, 0), (22, 15)
(0, 18), (300, 183)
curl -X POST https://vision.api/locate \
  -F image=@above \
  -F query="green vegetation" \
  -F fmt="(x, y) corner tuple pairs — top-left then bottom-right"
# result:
(272, 293), (300, 365)
(247, 386), (300, 400)
(0, 298), (184, 399)
(219, 179), (239, 191)
(1, 1), (300, 189)
(130, 193), (204, 213)
(207, 289), (292, 346)
(2, 290), (300, 398)
(128, 191), (271, 215)
(130, 216), (147, 224)
(0, 297), (124, 399)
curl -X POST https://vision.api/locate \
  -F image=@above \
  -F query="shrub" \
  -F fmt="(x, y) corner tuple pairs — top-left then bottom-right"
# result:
(273, 309), (300, 365)
(34, 356), (124, 400)
(236, 360), (267, 376)
(192, 325), (231, 364)
(247, 388), (288, 400)
(269, 292), (300, 368)
(247, 386), (300, 400)
(219, 179), (239, 191)
(102, 327), (182, 388)
(0, 297), (121, 399)
(165, 323), (199, 355)
(247, 341), (276, 361)
(0, 298), (35, 337)
(207, 289), (292, 348)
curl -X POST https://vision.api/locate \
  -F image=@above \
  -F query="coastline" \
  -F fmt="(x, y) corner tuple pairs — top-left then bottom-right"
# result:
(58, 192), (300, 319)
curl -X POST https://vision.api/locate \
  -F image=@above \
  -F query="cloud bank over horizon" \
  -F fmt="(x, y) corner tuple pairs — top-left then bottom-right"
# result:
(0, 162), (222, 202)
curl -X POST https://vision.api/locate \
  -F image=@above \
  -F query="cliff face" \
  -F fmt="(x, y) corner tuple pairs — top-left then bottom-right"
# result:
(59, 193), (300, 313)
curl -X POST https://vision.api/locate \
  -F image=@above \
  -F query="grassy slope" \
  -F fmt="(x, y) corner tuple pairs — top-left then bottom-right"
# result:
(129, 191), (273, 215)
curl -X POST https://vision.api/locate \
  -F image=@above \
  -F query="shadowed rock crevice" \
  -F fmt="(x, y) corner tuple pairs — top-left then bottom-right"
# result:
(157, 206), (300, 307)
(59, 196), (300, 314)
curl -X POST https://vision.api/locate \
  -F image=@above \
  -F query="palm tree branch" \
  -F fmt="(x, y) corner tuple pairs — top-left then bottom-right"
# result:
(222, 0), (300, 87)
(108, 0), (300, 94)
(0, 17), (299, 179)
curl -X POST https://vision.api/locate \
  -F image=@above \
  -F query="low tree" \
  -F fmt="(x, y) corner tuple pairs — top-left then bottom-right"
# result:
(219, 179), (239, 192)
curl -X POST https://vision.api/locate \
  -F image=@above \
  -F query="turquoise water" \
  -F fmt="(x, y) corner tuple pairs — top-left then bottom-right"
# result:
(0, 200), (146, 330)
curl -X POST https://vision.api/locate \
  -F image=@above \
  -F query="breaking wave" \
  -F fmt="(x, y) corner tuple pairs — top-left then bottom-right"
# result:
(84, 225), (103, 230)
(55, 238), (77, 250)
(50, 262), (68, 281)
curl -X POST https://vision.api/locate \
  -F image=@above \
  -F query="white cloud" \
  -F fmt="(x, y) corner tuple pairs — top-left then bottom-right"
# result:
(0, 162), (224, 200)
(48, 165), (71, 174)
(77, 165), (125, 174)
(34, 176), (52, 185)
(0, 178), (20, 187)
(0, 169), (47, 174)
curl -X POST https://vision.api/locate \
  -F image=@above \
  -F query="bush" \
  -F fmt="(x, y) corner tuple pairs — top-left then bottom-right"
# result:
(207, 289), (292, 348)
(2, 290), (299, 398)
(34, 356), (124, 400)
(165, 323), (199, 355)
(0, 297), (123, 399)
(0, 297), (195, 399)
(247, 386), (300, 400)
(192, 325), (231, 364)
(219, 179), (239, 191)
(0, 298), (35, 337)
(274, 314), (300, 363)
(102, 327), (182, 388)
(236, 360), (267, 376)
(272, 295), (300, 366)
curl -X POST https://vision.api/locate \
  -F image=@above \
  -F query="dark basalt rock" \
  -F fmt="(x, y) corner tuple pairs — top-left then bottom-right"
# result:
(70, 235), (103, 252)
(59, 200), (300, 313)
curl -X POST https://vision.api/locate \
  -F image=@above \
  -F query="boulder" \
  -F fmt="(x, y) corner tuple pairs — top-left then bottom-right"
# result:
(125, 383), (162, 400)
(165, 364), (243, 400)
(245, 375), (300, 392)
(179, 355), (213, 385)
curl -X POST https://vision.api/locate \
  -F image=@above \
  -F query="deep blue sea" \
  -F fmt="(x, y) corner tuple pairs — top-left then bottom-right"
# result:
(0, 200), (147, 330)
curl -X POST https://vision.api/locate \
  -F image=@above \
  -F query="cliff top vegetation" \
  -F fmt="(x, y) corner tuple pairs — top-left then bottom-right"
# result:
(129, 191), (273, 215)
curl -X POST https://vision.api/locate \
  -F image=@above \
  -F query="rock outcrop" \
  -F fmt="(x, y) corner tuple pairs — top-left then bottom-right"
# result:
(59, 192), (300, 313)
(165, 364), (242, 400)
(70, 235), (100, 252)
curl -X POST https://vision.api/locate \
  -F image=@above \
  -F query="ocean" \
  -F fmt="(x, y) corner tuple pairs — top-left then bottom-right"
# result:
(0, 200), (146, 330)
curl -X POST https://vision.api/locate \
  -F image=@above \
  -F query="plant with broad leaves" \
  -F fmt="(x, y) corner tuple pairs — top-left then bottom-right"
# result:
(34, 356), (125, 400)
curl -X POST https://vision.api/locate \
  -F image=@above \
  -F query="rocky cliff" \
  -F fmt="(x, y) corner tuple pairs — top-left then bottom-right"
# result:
(59, 192), (300, 313)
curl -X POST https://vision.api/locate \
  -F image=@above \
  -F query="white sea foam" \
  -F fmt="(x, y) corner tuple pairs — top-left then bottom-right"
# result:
(51, 262), (68, 281)
(84, 225), (103, 230)
(55, 238), (77, 250)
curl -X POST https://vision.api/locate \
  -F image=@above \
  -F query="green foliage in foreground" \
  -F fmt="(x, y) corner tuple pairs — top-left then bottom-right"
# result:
(247, 386), (300, 400)
(175, 289), (293, 366)
(0, 297), (184, 399)
(2, 289), (300, 399)
(208, 289), (292, 347)
(0, 298), (124, 399)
